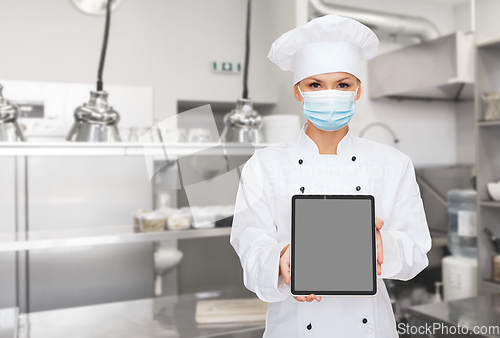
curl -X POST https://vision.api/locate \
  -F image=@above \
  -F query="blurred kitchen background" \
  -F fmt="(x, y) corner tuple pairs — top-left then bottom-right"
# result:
(1, 0), (500, 337)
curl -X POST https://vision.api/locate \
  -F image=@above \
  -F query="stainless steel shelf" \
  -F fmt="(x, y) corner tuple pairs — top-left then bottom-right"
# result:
(0, 142), (275, 157)
(480, 200), (500, 208)
(0, 226), (231, 252)
(477, 35), (500, 49)
(478, 120), (500, 127)
(480, 279), (500, 295)
(482, 279), (500, 288)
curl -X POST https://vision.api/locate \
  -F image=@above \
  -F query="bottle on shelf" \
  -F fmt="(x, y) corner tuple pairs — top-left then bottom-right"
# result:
(430, 281), (443, 303)
(447, 189), (478, 259)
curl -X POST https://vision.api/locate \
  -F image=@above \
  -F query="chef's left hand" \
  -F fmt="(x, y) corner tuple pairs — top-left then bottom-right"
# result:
(376, 217), (384, 275)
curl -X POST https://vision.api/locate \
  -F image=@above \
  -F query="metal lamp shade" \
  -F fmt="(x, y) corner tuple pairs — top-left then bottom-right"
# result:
(0, 84), (26, 142)
(66, 90), (121, 142)
(220, 98), (263, 143)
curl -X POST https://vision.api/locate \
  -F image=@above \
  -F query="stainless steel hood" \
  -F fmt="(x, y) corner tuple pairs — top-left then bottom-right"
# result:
(368, 31), (475, 101)
(309, 0), (440, 42)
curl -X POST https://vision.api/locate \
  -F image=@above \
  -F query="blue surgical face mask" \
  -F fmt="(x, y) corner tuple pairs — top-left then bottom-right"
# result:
(298, 86), (358, 131)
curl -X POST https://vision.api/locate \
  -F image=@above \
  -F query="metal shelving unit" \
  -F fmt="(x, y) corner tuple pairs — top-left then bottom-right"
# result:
(0, 142), (267, 236)
(475, 37), (500, 295)
(0, 141), (271, 253)
(0, 140), (275, 314)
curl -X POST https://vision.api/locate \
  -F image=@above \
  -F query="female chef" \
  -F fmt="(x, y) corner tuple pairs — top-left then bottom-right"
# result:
(229, 14), (432, 338)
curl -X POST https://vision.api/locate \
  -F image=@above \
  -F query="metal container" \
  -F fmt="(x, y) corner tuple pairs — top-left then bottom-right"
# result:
(0, 84), (26, 142)
(220, 98), (263, 143)
(66, 90), (121, 142)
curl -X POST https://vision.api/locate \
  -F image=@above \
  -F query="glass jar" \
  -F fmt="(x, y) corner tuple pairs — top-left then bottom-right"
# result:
(481, 91), (500, 121)
(447, 189), (477, 258)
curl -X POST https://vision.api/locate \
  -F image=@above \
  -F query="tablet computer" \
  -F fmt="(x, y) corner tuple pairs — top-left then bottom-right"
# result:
(291, 195), (377, 297)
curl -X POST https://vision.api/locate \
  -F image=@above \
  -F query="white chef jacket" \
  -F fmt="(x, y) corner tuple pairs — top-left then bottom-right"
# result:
(229, 122), (432, 338)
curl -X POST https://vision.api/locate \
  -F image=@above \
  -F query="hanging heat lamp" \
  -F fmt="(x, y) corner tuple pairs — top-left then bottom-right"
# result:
(66, 0), (121, 142)
(220, 0), (264, 143)
(71, 0), (123, 15)
(0, 84), (26, 142)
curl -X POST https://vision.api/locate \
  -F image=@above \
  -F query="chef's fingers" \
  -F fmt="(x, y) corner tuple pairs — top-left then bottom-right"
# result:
(375, 217), (384, 230)
(380, 232), (383, 264)
(280, 250), (291, 285)
(377, 229), (383, 275)
(312, 294), (321, 302)
(376, 230), (384, 264)
(281, 260), (290, 285)
(377, 229), (383, 264)
(293, 295), (321, 302)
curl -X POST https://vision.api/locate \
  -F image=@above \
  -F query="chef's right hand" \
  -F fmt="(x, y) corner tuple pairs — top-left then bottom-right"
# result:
(279, 244), (321, 303)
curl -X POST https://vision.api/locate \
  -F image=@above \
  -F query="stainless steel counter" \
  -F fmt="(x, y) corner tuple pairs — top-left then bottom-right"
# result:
(17, 289), (264, 338)
(408, 293), (500, 338)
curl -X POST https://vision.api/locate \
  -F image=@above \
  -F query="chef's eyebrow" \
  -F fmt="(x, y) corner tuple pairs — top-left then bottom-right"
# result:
(307, 77), (352, 83)
(308, 77), (323, 82)
(336, 77), (351, 82)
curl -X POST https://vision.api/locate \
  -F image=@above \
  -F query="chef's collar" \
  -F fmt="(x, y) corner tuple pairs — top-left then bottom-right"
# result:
(297, 122), (355, 155)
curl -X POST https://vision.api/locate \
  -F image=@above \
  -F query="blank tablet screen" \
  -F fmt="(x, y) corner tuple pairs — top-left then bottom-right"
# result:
(291, 195), (376, 296)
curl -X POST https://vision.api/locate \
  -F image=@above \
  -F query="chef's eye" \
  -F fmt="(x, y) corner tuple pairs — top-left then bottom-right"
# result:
(309, 82), (321, 89)
(338, 82), (350, 89)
